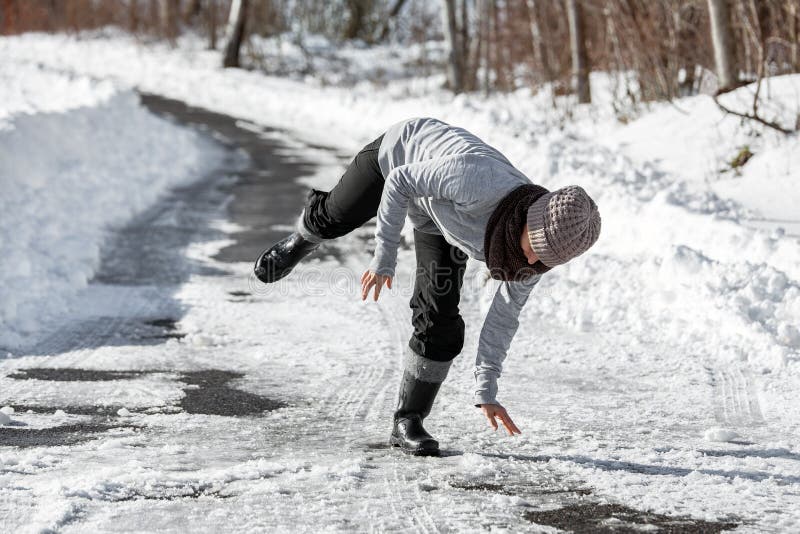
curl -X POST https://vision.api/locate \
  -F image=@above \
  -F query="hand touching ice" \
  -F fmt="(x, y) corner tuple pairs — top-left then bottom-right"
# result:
(480, 403), (521, 436)
(361, 270), (393, 301)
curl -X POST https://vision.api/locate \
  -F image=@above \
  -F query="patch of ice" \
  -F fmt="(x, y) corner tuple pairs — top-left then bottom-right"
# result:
(703, 428), (741, 443)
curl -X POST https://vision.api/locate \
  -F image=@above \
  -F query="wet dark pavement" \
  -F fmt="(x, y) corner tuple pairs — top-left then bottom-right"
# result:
(4, 366), (285, 435)
(138, 93), (332, 264)
(524, 503), (738, 533)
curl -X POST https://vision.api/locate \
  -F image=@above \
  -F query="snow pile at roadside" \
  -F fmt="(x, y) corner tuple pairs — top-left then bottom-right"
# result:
(0, 61), (221, 349)
(0, 61), (118, 127)
(599, 75), (800, 233)
(2, 31), (797, 374)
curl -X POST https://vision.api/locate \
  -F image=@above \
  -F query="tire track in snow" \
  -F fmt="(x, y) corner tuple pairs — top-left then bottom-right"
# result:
(712, 365), (764, 427)
(337, 236), (405, 436)
(340, 237), (436, 533)
(332, 234), (447, 534)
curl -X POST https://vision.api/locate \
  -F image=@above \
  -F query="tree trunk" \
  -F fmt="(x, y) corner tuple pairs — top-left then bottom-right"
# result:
(207, 0), (217, 50)
(481, 0), (490, 94)
(489, 0), (509, 90)
(468, 0), (484, 92)
(344, 0), (368, 40)
(378, 0), (406, 41)
(460, 0), (470, 89)
(2, 0), (18, 35)
(526, 0), (549, 84)
(128, 0), (139, 33)
(706, 0), (738, 92)
(441, 0), (463, 93)
(496, 1), (513, 90)
(183, 0), (202, 25)
(223, 0), (248, 68)
(790, 2), (798, 72)
(159, 0), (179, 42)
(566, 0), (591, 103)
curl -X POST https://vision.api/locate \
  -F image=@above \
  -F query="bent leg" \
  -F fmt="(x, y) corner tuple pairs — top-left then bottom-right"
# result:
(390, 230), (467, 455)
(300, 134), (384, 240)
(408, 230), (468, 362)
(255, 135), (384, 283)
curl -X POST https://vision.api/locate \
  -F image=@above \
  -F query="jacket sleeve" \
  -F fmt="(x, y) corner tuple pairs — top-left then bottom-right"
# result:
(474, 274), (541, 406)
(368, 154), (476, 277)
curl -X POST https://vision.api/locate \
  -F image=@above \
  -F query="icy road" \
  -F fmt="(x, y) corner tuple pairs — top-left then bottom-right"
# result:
(0, 95), (796, 533)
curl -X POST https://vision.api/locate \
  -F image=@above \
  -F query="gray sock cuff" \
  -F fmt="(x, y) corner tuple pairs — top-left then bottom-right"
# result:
(295, 211), (325, 244)
(404, 350), (452, 384)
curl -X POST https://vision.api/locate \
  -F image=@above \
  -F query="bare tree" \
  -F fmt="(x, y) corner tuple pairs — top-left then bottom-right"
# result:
(377, 0), (406, 41)
(526, 0), (552, 85)
(207, 0), (218, 49)
(467, 0), (485, 92)
(791, 1), (799, 72)
(223, 0), (248, 68)
(344, 0), (369, 40)
(128, 0), (139, 33)
(706, 0), (738, 92)
(441, 0), (463, 93)
(183, 0), (202, 25)
(2, 0), (18, 34)
(480, 0), (491, 94)
(566, 0), (590, 103)
(158, 0), (179, 43)
(459, 0), (470, 88)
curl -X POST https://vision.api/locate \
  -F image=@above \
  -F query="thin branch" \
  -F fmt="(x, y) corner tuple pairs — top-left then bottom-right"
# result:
(713, 95), (795, 135)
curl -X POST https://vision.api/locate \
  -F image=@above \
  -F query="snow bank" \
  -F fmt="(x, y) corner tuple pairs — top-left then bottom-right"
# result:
(0, 61), (221, 349)
(600, 75), (800, 234)
(0, 61), (118, 128)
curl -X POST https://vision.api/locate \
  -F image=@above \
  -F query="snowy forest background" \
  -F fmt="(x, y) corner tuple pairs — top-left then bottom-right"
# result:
(4, 0), (800, 119)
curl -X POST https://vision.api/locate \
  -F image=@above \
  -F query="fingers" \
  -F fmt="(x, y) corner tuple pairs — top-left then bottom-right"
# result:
(481, 405), (521, 436)
(361, 273), (393, 302)
(361, 276), (374, 301)
(483, 409), (499, 431)
(498, 412), (521, 436)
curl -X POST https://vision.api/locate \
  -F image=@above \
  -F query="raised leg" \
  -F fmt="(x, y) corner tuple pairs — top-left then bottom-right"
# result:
(300, 134), (385, 240)
(253, 134), (384, 283)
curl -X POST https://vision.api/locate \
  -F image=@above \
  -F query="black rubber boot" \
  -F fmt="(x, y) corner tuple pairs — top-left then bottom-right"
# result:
(389, 371), (442, 456)
(253, 232), (320, 283)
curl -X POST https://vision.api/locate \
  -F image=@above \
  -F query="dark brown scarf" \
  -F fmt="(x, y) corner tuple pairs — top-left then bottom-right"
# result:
(484, 184), (552, 281)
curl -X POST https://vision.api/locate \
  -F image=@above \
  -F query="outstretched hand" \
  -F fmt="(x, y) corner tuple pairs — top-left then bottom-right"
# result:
(361, 270), (393, 301)
(480, 403), (521, 436)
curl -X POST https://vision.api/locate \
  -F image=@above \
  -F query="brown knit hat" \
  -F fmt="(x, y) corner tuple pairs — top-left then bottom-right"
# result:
(526, 185), (601, 268)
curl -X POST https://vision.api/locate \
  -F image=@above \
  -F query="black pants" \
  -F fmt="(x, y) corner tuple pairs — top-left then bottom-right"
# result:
(304, 136), (467, 363)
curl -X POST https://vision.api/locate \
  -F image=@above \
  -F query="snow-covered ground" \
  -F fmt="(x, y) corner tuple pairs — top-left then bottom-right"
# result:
(1, 31), (799, 532)
(0, 58), (222, 348)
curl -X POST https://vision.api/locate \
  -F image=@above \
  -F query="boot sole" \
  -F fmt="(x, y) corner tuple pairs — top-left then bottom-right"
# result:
(389, 436), (440, 457)
(253, 264), (292, 284)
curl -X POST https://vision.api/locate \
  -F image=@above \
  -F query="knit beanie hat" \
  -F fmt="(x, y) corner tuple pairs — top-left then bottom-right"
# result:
(526, 185), (601, 268)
